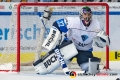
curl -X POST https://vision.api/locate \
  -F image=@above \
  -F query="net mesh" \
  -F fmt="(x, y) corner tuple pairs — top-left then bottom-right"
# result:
(0, 3), (108, 71)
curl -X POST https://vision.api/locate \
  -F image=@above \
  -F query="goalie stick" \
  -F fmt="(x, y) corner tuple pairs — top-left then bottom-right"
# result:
(34, 6), (71, 75)
(34, 6), (53, 62)
(37, 7), (72, 75)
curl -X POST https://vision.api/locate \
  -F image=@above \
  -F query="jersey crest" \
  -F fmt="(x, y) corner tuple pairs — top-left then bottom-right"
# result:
(81, 35), (88, 42)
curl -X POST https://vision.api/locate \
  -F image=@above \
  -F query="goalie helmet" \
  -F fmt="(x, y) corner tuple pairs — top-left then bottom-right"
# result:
(80, 6), (92, 26)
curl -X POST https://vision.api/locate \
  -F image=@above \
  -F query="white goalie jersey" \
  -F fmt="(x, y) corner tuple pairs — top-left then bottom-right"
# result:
(56, 17), (102, 51)
(43, 17), (106, 51)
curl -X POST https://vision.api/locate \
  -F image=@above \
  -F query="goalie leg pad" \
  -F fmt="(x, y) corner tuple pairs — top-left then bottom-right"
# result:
(34, 41), (78, 74)
(88, 57), (101, 74)
(33, 59), (48, 75)
(80, 57), (101, 74)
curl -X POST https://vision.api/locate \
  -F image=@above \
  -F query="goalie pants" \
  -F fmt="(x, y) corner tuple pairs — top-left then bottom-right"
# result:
(61, 40), (93, 66)
(70, 49), (93, 66)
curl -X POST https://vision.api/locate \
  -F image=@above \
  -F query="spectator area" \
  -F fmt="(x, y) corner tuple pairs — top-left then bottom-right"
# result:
(0, 0), (119, 2)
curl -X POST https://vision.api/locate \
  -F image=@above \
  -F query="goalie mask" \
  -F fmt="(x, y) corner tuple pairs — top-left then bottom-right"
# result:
(80, 6), (92, 26)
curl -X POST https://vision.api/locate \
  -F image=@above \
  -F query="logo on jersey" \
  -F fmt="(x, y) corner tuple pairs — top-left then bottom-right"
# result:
(81, 35), (88, 41)
(72, 37), (88, 47)
(69, 71), (77, 78)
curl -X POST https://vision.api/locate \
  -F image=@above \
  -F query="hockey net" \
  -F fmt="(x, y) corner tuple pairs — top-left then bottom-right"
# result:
(0, 2), (109, 72)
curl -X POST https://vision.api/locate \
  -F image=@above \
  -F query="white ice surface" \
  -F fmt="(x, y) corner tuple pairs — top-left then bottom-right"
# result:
(0, 61), (120, 80)
(0, 73), (120, 80)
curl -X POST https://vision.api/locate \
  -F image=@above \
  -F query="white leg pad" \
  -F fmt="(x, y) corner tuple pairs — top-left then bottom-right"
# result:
(88, 58), (100, 74)
(33, 41), (78, 74)
(34, 61), (48, 75)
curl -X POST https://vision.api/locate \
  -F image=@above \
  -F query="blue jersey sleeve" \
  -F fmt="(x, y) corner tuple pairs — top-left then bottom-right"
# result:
(52, 18), (68, 33)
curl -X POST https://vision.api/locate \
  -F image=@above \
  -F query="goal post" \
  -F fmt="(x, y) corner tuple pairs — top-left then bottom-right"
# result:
(0, 2), (109, 72)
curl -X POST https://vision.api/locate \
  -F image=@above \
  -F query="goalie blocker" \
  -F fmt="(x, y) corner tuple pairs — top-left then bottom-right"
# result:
(33, 41), (78, 74)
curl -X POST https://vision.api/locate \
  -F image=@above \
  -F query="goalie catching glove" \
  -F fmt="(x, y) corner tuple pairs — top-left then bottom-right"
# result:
(93, 30), (110, 48)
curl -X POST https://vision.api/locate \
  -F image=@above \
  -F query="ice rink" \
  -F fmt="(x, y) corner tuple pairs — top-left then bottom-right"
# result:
(0, 72), (120, 80)
(0, 61), (120, 80)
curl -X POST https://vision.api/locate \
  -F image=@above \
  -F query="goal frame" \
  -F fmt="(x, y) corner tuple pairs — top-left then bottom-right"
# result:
(16, 2), (109, 72)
